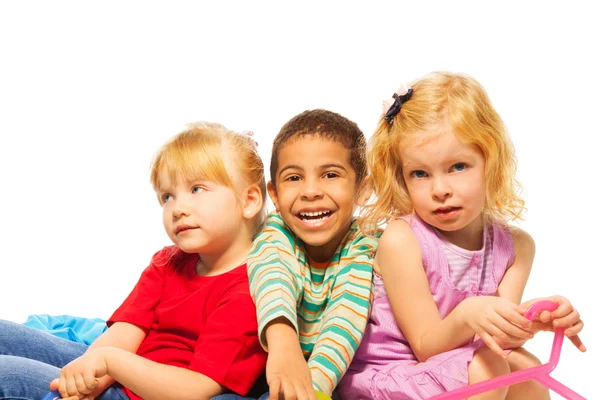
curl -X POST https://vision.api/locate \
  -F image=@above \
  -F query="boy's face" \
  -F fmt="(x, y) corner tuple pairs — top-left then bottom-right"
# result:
(269, 135), (362, 262)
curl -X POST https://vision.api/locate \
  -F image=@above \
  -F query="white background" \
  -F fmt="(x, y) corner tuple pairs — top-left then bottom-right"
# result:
(0, 1), (596, 398)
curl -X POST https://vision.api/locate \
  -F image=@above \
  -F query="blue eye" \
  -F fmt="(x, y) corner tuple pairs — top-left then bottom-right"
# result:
(452, 163), (467, 172)
(411, 170), (428, 178)
(162, 193), (172, 203)
(192, 186), (205, 194)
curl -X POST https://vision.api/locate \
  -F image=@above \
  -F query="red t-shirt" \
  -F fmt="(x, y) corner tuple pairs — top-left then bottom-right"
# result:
(107, 246), (267, 399)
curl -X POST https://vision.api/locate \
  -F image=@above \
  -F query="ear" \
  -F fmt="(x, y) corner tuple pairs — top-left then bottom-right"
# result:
(242, 184), (263, 220)
(356, 175), (374, 207)
(267, 181), (280, 211)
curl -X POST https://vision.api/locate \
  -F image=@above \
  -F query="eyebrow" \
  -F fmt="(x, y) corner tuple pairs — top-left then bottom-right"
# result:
(279, 164), (303, 177)
(279, 163), (348, 177)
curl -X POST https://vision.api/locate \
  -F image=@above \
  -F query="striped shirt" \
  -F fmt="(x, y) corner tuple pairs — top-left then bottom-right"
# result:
(247, 212), (379, 395)
(437, 224), (494, 291)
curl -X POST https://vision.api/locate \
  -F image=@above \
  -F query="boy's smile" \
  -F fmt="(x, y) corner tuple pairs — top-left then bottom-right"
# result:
(269, 136), (360, 262)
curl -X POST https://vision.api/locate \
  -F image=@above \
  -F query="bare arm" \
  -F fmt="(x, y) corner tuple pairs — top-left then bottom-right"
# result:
(379, 220), (475, 361)
(85, 347), (223, 400)
(379, 220), (533, 361)
(496, 227), (535, 304)
(50, 322), (147, 396)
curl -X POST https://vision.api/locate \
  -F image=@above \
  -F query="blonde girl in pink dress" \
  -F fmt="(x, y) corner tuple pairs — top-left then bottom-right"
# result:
(338, 72), (586, 400)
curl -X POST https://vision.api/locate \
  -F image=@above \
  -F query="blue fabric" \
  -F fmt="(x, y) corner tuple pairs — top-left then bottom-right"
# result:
(23, 314), (108, 345)
(0, 319), (128, 400)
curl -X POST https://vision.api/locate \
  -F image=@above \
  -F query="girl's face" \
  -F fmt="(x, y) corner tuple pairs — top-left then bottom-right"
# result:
(399, 127), (487, 249)
(157, 163), (252, 260)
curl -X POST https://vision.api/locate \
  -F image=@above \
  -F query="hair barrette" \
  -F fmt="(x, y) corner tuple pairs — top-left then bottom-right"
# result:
(382, 83), (413, 125)
(242, 130), (259, 147)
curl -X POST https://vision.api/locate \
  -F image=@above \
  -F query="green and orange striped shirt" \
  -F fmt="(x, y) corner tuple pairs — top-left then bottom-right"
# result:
(247, 212), (380, 395)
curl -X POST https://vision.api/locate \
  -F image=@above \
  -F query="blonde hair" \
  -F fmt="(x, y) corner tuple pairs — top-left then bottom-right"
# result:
(150, 122), (267, 237)
(361, 71), (524, 229)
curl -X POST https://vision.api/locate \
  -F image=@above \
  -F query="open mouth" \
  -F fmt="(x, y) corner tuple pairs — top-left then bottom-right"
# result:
(297, 210), (333, 225)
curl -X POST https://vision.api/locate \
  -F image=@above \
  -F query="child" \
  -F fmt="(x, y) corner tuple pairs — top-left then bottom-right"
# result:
(338, 72), (585, 399)
(247, 110), (380, 400)
(0, 122), (268, 400)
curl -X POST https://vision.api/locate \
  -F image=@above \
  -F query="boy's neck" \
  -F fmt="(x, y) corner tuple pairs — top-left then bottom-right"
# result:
(304, 219), (352, 263)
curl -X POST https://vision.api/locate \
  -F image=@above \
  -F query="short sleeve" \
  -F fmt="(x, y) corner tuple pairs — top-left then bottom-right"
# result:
(188, 286), (267, 395)
(247, 212), (303, 347)
(107, 248), (171, 330)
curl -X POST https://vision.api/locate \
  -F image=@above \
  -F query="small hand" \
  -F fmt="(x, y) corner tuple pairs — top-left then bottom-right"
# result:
(522, 295), (586, 352)
(50, 348), (108, 399)
(266, 347), (316, 400)
(461, 296), (534, 358)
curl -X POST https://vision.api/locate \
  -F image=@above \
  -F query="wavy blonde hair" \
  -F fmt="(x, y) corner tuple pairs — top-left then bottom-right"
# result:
(361, 72), (524, 230)
(150, 122), (267, 237)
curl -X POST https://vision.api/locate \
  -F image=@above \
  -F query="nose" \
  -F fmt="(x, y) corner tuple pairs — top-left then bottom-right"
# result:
(300, 177), (324, 200)
(172, 197), (191, 219)
(432, 176), (452, 201)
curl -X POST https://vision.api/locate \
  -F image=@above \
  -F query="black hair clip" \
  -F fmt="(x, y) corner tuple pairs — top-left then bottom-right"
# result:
(383, 87), (413, 125)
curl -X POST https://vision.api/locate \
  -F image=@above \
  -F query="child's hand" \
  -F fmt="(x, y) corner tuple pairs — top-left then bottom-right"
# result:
(266, 345), (316, 400)
(50, 348), (108, 399)
(460, 296), (534, 358)
(521, 295), (586, 352)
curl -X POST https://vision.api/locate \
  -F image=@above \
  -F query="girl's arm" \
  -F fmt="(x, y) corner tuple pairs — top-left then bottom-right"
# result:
(49, 321), (148, 397)
(498, 229), (585, 351)
(56, 347), (222, 400)
(495, 227), (536, 304)
(379, 220), (532, 362)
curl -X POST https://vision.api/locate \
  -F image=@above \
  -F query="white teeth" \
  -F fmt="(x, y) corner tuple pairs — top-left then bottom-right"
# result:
(299, 211), (330, 217)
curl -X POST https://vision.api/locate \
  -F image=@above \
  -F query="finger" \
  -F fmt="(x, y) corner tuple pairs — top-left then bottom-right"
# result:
(49, 378), (60, 390)
(64, 373), (79, 397)
(567, 334), (586, 352)
(531, 321), (552, 332)
(59, 373), (69, 398)
(82, 374), (98, 392)
(280, 380), (298, 400)
(538, 310), (552, 323)
(565, 319), (584, 336)
(268, 378), (281, 400)
(552, 310), (580, 329)
(498, 306), (533, 329)
(479, 332), (507, 359)
(75, 374), (92, 395)
(292, 381), (309, 400)
(479, 322), (516, 342)
(489, 314), (534, 339)
(549, 297), (572, 319)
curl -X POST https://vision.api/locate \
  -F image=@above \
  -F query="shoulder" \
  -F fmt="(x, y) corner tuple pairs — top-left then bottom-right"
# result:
(374, 219), (421, 272)
(255, 211), (296, 246)
(380, 218), (418, 247)
(150, 245), (180, 264)
(509, 226), (536, 260)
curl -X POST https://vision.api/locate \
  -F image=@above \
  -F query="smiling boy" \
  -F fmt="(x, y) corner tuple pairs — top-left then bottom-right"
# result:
(247, 110), (380, 400)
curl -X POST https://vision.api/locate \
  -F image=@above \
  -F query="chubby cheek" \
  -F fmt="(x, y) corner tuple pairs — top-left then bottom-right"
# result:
(162, 209), (174, 238)
(462, 181), (486, 207)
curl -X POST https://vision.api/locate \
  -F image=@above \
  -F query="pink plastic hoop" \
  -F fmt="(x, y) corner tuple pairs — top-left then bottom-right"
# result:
(426, 300), (586, 399)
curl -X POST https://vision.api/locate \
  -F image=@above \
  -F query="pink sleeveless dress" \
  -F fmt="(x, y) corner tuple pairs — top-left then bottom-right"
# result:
(338, 215), (515, 399)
